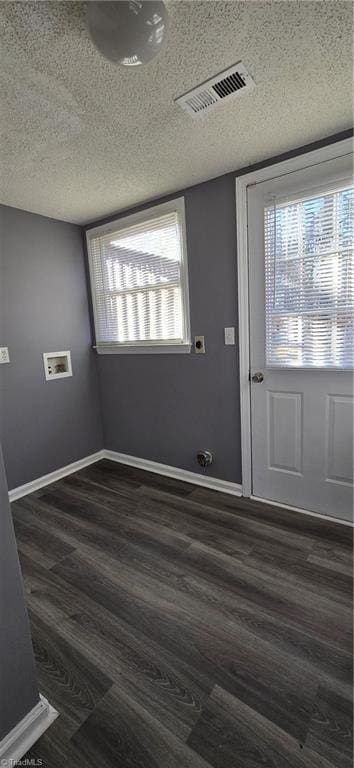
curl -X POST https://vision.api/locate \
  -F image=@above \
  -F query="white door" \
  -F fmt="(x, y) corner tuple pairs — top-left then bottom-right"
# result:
(248, 152), (354, 521)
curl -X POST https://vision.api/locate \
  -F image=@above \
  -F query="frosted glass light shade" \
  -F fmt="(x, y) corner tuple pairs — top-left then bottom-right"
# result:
(87, 1), (169, 66)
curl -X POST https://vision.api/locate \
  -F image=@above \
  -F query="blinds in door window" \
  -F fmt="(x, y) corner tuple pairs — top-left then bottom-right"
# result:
(264, 183), (354, 368)
(87, 203), (190, 349)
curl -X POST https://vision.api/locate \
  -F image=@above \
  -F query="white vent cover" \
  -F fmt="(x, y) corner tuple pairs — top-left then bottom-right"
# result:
(175, 62), (255, 117)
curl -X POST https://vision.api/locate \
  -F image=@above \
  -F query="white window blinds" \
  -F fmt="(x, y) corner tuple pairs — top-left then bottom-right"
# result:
(264, 183), (354, 368)
(87, 200), (190, 351)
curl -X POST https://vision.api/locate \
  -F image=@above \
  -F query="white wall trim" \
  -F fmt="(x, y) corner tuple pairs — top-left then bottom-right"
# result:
(251, 495), (353, 527)
(0, 695), (58, 766)
(235, 137), (353, 499)
(9, 447), (352, 524)
(8, 451), (105, 502)
(8, 448), (242, 500)
(104, 450), (243, 496)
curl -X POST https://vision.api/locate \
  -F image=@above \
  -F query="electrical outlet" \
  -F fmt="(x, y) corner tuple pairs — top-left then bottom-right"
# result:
(194, 335), (205, 354)
(0, 347), (10, 364)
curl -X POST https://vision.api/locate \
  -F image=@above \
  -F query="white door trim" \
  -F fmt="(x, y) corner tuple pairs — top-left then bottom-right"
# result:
(235, 136), (353, 499)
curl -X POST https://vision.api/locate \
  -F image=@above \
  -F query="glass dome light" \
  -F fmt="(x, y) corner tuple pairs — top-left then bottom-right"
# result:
(87, 1), (169, 67)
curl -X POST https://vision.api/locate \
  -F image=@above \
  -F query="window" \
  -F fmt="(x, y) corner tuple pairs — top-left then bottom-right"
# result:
(264, 183), (354, 368)
(87, 198), (191, 353)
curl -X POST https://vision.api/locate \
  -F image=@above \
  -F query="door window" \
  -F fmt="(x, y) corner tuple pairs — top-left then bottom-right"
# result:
(264, 184), (354, 368)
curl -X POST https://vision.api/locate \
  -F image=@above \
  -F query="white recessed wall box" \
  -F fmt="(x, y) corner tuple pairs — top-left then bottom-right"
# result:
(43, 351), (72, 381)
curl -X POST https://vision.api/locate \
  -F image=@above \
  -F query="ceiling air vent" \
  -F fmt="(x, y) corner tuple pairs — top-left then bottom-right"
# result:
(175, 62), (255, 118)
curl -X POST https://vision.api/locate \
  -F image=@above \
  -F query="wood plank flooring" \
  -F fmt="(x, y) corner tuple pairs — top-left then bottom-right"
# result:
(11, 459), (352, 768)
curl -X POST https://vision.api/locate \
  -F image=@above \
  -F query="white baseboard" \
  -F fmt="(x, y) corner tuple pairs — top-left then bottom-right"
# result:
(103, 449), (243, 496)
(8, 448), (351, 525)
(8, 448), (241, 501)
(8, 451), (105, 502)
(0, 694), (58, 765)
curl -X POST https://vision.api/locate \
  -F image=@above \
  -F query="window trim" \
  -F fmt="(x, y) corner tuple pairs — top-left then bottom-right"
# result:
(86, 197), (191, 354)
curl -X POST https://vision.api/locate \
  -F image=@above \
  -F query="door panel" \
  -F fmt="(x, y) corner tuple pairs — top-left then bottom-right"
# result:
(326, 395), (354, 485)
(267, 391), (303, 475)
(248, 152), (354, 521)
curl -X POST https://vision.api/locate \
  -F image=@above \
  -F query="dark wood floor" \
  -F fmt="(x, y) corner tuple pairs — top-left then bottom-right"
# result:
(12, 459), (353, 768)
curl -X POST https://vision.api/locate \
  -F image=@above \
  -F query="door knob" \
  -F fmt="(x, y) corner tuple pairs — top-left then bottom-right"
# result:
(252, 371), (264, 383)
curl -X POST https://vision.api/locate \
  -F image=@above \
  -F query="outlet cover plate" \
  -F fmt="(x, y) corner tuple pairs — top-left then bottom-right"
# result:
(0, 347), (10, 364)
(224, 327), (235, 345)
(194, 335), (206, 354)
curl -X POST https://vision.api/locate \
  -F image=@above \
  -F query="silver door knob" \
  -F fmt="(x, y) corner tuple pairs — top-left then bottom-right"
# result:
(252, 371), (264, 383)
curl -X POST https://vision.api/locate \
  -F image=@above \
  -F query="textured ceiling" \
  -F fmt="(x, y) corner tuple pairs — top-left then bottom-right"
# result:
(0, 1), (353, 224)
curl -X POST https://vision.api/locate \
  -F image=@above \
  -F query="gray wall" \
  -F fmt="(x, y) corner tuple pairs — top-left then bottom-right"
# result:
(0, 205), (103, 490)
(0, 440), (39, 739)
(0, 131), (351, 489)
(91, 174), (241, 482)
(85, 130), (353, 485)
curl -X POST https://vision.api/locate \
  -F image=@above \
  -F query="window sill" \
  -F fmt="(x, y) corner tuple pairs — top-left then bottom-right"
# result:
(94, 344), (192, 355)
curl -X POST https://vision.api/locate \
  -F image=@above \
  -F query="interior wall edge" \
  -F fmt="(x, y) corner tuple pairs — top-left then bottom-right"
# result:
(0, 442), (40, 740)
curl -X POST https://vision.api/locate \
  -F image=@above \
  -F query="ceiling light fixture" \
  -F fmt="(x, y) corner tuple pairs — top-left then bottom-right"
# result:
(87, 0), (169, 67)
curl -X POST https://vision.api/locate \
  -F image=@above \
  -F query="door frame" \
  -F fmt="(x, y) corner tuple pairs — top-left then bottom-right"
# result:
(235, 137), (353, 501)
